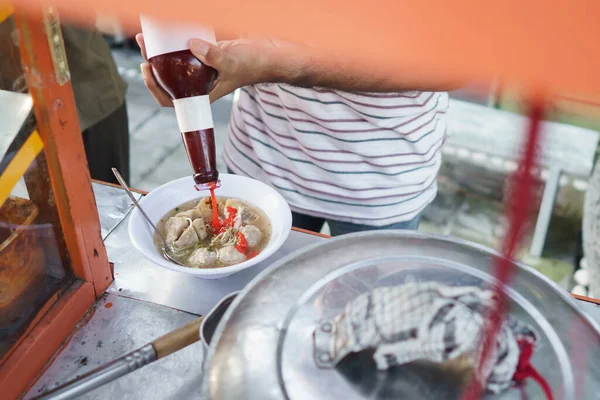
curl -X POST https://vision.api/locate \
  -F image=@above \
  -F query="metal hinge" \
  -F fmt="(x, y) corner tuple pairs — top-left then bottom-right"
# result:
(42, 7), (70, 85)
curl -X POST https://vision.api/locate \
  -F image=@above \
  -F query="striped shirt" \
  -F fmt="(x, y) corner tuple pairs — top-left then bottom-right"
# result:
(223, 84), (449, 226)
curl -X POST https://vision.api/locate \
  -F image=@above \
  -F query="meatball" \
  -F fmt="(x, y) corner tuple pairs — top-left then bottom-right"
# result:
(225, 199), (243, 209)
(224, 199), (258, 225)
(197, 197), (226, 221)
(197, 197), (212, 210)
(188, 248), (217, 268)
(197, 207), (213, 223)
(217, 245), (247, 265)
(192, 218), (208, 240)
(173, 223), (199, 249)
(165, 217), (188, 245)
(238, 206), (258, 225)
(240, 225), (263, 248)
(175, 209), (201, 220)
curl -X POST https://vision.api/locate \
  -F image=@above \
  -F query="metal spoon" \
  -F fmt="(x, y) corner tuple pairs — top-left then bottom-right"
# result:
(111, 168), (184, 266)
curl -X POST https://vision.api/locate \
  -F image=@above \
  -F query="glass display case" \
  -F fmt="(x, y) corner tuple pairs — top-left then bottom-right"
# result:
(0, 6), (111, 398)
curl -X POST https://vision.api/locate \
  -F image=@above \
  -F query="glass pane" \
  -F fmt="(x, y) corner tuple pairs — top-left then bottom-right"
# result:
(0, 14), (75, 359)
(0, 148), (76, 359)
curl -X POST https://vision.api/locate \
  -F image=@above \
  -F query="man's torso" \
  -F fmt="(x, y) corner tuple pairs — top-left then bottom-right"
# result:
(224, 84), (448, 226)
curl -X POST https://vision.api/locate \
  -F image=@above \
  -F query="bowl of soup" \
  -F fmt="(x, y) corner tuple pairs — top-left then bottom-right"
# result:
(128, 174), (292, 279)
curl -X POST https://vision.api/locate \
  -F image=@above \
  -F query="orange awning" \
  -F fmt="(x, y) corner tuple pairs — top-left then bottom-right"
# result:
(8, 0), (600, 98)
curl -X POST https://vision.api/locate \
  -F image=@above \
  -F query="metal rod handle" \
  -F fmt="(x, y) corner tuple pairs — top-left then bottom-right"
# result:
(34, 317), (203, 400)
(33, 345), (157, 400)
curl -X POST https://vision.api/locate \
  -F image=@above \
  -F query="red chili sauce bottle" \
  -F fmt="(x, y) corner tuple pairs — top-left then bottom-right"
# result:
(140, 17), (219, 190)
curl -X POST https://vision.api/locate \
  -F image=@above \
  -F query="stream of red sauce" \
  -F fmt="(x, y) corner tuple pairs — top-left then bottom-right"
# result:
(461, 100), (552, 400)
(209, 184), (220, 231)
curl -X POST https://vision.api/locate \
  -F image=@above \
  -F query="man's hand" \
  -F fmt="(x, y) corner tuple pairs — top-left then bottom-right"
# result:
(136, 34), (279, 105)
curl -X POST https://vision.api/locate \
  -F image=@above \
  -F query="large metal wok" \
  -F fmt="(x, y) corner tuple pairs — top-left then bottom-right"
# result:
(37, 231), (600, 399)
(203, 231), (600, 399)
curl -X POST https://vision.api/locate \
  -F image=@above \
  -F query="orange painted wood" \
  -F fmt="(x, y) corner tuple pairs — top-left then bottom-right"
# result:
(13, 8), (112, 296)
(291, 226), (331, 239)
(572, 293), (600, 306)
(92, 179), (147, 195)
(7, 0), (600, 98)
(0, 281), (95, 400)
(0, 10), (113, 395)
(130, 185), (147, 196)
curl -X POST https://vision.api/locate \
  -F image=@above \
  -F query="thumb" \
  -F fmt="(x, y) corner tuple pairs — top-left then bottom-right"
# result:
(189, 39), (236, 73)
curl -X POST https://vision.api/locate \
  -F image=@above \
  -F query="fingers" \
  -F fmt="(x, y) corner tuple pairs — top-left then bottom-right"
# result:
(189, 39), (238, 74)
(140, 63), (173, 107)
(137, 33), (172, 107)
(208, 80), (237, 104)
(208, 83), (225, 104)
(137, 34), (172, 107)
(138, 35), (238, 106)
(136, 33), (148, 61)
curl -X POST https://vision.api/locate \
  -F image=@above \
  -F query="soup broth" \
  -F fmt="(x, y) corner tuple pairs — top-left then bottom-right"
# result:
(155, 196), (271, 268)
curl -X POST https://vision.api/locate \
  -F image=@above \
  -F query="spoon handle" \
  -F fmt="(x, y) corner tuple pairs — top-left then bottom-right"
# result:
(111, 168), (167, 246)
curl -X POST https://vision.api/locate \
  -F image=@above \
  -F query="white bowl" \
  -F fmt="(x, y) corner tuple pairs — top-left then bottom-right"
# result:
(128, 174), (292, 279)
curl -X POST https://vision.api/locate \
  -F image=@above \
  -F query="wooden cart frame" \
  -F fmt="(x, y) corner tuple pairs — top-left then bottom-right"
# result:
(0, 6), (112, 398)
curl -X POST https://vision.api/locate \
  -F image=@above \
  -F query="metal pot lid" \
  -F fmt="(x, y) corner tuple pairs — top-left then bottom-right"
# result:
(204, 231), (600, 400)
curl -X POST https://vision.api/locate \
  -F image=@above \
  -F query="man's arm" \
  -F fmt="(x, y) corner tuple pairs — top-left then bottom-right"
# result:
(137, 34), (461, 106)
(265, 41), (461, 93)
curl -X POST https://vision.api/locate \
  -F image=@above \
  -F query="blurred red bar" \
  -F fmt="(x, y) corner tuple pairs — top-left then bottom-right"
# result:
(9, 0), (600, 97)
